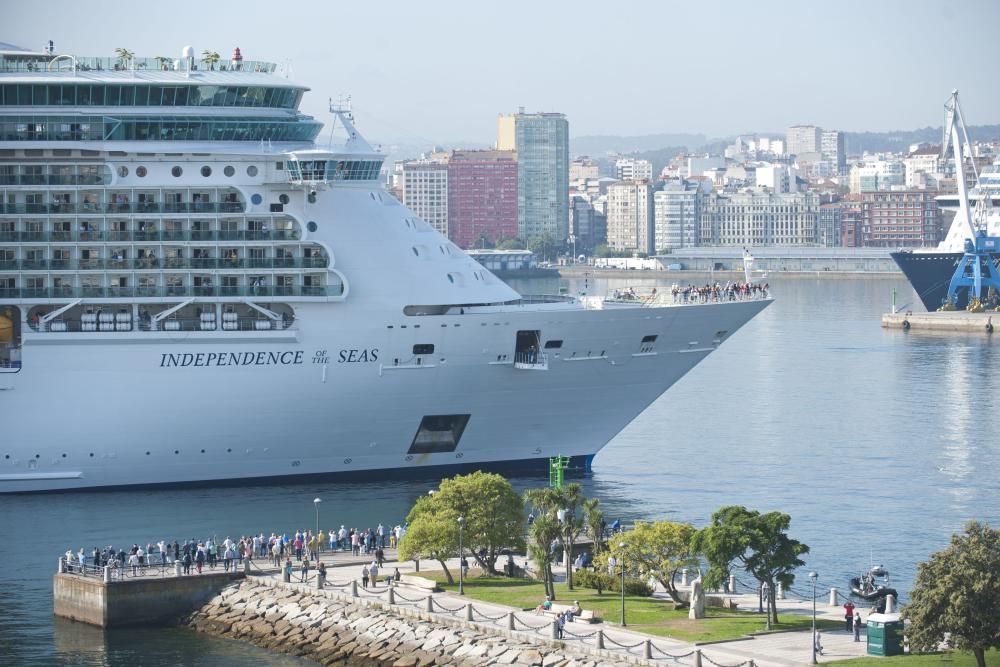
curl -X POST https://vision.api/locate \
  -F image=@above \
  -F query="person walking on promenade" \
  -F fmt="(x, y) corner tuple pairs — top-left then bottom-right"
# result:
(182, 551), (192, 575)
(854, 612), (863, 642)
(369, 561), (379, 587)
(814, 630), (824, 656)
(284, 558), (293, 581)
(361, 565), (370, 589)
(195, 546), (205, 574)
(844, 600), (856, 631)
(300, 557), (310, 582)
(128, 552), (139, 577)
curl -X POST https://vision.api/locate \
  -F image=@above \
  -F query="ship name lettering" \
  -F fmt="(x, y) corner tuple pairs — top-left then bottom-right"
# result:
(338, 348), (379, 363)
(159, 350), (305, 368)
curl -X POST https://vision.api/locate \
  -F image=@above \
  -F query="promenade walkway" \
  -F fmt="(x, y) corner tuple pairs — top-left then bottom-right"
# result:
(62, 546), (871, 666)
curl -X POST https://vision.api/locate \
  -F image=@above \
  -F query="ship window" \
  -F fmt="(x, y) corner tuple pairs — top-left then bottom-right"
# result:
(279, 194), (289, 205)
(250, 194), (262, 205)
(117, 166), (128, 178)
(307, 221), (317, 232)
(407, 414), (470, 455)
(247, 165), (258, 177)
(413, 344), (434, 355)
(200, 165), (212, 177)
(171, 166), (182, 177)
(224, 165), (235, 177)
(544, 340), (563, 349)
(641, 335), (658, 343)
(136, 166), (147, 178)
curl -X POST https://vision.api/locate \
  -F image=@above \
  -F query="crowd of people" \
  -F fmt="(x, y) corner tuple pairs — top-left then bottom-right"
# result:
(61, 522), (409, 578)
(670, 281), (769, 304)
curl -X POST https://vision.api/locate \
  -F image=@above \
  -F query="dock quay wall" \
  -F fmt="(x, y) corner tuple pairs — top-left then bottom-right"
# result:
(187, 577), (623, 667)
(53, 571), (244, 628)
(882, 311), (998, 334)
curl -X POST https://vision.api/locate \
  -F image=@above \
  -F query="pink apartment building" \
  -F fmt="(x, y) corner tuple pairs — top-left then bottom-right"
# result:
(447, 150), (518, 249)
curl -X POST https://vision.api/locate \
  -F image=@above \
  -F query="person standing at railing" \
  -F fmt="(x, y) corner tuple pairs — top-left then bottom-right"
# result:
(128, 552), (140, 577)
(194, 546), (205, 574)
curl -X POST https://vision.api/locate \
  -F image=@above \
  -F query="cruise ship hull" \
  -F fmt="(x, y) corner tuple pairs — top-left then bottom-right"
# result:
(0, 298), (770, 492)
(891, 251), (1000, 311)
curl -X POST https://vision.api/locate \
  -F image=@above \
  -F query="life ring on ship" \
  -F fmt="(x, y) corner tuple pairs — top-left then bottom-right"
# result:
(902, 320), (910, 330)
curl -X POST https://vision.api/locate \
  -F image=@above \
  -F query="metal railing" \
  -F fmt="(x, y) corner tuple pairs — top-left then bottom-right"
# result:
(3, 285), (338, 300)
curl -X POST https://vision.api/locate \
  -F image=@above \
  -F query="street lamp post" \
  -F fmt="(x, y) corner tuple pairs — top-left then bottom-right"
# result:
(619, 542), (626, 627)
(457, 516), (465, 596)
(313, 498), (321, 549)
(809, 571), (818, 665)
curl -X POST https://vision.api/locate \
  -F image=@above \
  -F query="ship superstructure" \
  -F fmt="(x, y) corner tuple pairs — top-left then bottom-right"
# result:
(0, 43), (770, 492)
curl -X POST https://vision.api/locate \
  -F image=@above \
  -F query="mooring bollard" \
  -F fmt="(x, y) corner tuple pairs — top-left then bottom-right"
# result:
(777, 582), (785, 600)
(316, 573), (324, 590)
(282, 567), (290, 583)
(387, 587), (395, 604)
(506, 611), (514, 631)
(103, 565), (111, 583)
(643, 639), (652, 659)
(596, 629), (604, 649)
(681, 568), (689, 586)
(550, 619), (559, 639)
(829, 587), (838, 606)
(174, 561), (182, 577)
(693, 648), (703, 667)
(729, 574), (736, 593)
(425, 595), (434, 612)
(350, 580), (358, 597)
(57, 557), (65, 574)
(885, 594), (896, 614)
(244, 559), (250, 575)
(465, 603), (473, 621)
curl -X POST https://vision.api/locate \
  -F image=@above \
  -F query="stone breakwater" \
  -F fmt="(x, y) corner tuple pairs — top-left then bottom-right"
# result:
(186, 578), (621, 667)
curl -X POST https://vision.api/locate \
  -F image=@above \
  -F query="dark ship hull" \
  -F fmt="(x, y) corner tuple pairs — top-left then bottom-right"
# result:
(890, 250), (1000, 311)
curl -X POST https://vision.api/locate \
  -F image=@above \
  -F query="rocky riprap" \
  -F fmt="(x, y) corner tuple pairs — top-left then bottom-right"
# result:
(185, 578), (622, 667)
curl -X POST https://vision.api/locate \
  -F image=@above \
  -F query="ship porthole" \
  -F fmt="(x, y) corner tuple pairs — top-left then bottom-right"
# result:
(279, 194), (290, 204)
(171, 166), (183, 178)
(307, 221), (317, 232)
(251, 194), (262, 205)
(117, 166), (128, 178)
(224, 165), (235, 177)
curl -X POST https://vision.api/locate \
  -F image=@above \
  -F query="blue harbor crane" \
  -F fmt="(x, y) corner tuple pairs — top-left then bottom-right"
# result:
(946, 233), (1000, 307)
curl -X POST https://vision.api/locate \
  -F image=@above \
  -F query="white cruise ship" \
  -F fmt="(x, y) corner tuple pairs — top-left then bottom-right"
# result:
(0, 42), (770, 493)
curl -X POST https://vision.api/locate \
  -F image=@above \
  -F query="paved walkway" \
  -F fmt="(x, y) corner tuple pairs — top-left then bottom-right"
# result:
(69, 547), (873, 665)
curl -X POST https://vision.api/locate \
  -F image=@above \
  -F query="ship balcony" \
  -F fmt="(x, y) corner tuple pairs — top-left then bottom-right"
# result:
(513, 352), (548, 371)
(0, 257), (329, 271)
(0, 285), (340, 300)
(0, 229), (301, 243)
(0, 203), (246, 216)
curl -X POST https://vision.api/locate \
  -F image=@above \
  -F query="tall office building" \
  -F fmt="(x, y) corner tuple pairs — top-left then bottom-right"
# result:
(606, 180), (654, 254)
(786, 125), (822, 157)
(821, 130), (846, 174)
(446, 150), (518, 249)
(497, 110), (569, 241)
(400, 159), (449, 236)
(653, 181), (702, 250)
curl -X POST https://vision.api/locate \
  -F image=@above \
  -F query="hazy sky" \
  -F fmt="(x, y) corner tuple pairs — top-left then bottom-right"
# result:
(7, 0), (1000, 145)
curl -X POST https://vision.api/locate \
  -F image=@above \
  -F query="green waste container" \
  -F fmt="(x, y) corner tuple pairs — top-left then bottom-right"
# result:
(866, 612), (904, 656)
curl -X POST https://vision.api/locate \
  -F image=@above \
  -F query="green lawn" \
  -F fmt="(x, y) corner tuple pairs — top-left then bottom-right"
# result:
(827, 650), (999, 666)
(427, 572), (840, 643)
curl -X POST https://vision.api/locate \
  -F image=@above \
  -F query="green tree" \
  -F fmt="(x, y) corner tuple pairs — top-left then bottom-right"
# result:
(496, 237), (525, 250)
(524, 483), (588, 591)
(903, 521), (1000, 667)
(524, 486), (562, 598)
(693, 506), (809, 624)
(201, 50), (221, 70)
(407, 471), (524, 575)
(397, 504), (458, 584)
(608, 521), (698, 605)
(583, 497), (604, 556)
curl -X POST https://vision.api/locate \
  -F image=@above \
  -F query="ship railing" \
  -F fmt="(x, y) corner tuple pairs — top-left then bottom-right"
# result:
(0, 56), (278, 74)
(0, 203), (246, 215)
(513, 351), (548, 370)
(0, 229), (301, 243)
(514, 294), (578, 305)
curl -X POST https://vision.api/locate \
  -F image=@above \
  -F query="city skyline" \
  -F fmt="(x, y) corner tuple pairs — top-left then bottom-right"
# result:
(6, 0), (1000, 144)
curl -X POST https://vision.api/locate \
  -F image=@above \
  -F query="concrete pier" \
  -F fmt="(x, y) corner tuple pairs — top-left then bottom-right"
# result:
(882, 311), (997, 334)
(53, 568), (243, 628)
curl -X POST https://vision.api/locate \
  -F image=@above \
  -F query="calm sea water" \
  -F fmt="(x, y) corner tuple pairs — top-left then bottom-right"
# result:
(1, 275), (997, 666)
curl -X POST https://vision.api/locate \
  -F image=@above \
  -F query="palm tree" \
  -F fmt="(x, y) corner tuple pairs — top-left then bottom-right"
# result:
(583, 497), (604, 556)
(201, 50), (220, 70)
(524, 487), (561, 599)
(154, 56), (170, 71)
(114, 48), (134, 69)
